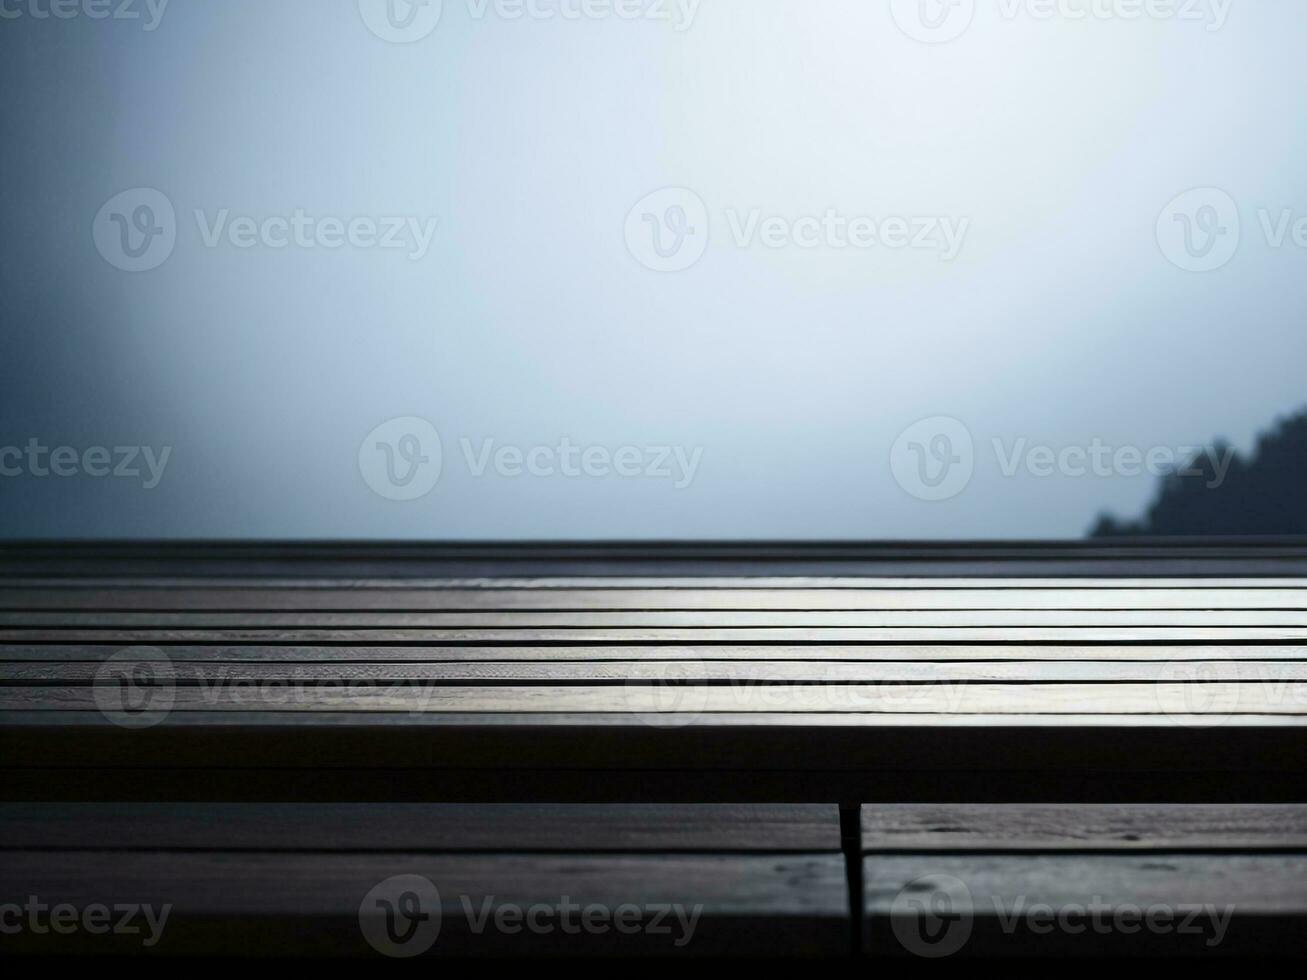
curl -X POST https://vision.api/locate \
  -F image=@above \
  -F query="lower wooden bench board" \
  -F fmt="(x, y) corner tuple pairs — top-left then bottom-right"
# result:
(863, 854), (1307, 956)
(0, 851), (849, 957)
(860, 806), (1307, 957)
(862, 805), (1307, 852)
(0, 803), (840, 852)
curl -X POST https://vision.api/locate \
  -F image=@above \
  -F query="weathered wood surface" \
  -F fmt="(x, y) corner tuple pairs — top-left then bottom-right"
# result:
(4, 553), (1307, 803)
(0, 802), (840, 852)
(862, 804), (1307, 852)
(864, 854), (1307, 956)
(8, 586), (1307, 609)
(0, 851), (848, 957)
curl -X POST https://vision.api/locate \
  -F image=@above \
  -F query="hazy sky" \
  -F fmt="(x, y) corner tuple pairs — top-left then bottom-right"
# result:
(2, 0), (1305, 539)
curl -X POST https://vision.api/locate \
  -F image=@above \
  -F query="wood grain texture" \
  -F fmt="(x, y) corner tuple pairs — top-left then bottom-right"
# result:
(0, 803), (839, 852)
(0, 851), (849, 957)
(7, 643), (1307, 662)
(863, 854), (1307, 956)
(8, 627), (1307, 642)
(10, 609), (1307, 627)
(8, 659), (1305, 683)
(861, 805), (1307, 851)
(5, 682), (1304, 715)
(6, 586), (1307, 610)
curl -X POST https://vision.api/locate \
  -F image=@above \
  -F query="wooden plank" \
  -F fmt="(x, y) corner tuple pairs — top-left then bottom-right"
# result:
(8, 627), (1307, 642)
(862, 805), (1307, 851)
(7, 659), (1306, 683)
(864, 854), (1307, 956)
(5, 681), (1306, 714)
(6, 644), (1307, 662)
(5, 648), (1301, 663)
(0, 851), (849, 957)
(0, 803), (839, 852)
(11, 610), (1307, 632)
(7, 577), (1307, 592)
(9, 609), (1307, 627)
(6, 586), (1307, 610)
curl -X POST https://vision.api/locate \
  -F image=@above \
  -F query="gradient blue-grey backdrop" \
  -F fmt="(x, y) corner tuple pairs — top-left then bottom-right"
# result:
(2, 0), (1305, 538)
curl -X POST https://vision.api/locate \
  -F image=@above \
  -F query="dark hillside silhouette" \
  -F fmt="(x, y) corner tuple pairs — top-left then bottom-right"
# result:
(1091, 408), (1307, 537)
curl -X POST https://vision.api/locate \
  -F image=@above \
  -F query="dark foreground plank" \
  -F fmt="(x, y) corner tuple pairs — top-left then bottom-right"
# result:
(0, 803), (839, 852)
(862, 805), (1307, 852)
(864, 854), (1307, 957)
(0, 851), (848, 957)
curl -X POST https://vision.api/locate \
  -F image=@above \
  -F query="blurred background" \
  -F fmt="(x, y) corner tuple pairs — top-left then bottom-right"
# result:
(2, 0), (1305, 539)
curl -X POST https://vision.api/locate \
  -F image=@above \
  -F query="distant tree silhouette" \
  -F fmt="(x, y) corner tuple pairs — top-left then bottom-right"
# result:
(1090, 408), (1307, 537)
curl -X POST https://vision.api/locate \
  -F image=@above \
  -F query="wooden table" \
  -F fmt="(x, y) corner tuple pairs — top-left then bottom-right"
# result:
(3, 542), (1306, 957)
